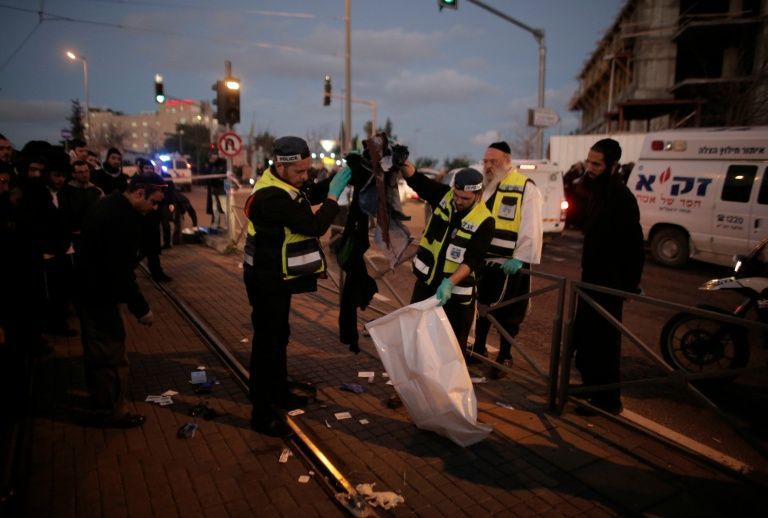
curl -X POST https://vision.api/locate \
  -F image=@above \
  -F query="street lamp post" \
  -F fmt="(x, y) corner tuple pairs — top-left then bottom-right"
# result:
(66, 50), (90, 142)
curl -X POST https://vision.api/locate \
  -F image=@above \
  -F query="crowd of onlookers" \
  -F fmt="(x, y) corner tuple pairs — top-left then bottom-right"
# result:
(0, 134), (202, 408)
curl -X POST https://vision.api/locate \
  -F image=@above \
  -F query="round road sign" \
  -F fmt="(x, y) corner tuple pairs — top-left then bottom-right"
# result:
(218, 131), (243, 157)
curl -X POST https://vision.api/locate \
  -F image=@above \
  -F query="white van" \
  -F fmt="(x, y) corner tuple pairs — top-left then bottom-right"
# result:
(157, 153), (192, 192)
(629, 127), (768, 267)
(512, 161), (567, 234)
(444, 161), (566, 234)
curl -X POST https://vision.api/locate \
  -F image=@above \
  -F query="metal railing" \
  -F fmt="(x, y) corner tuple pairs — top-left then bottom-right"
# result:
(555, 280), (768, 462)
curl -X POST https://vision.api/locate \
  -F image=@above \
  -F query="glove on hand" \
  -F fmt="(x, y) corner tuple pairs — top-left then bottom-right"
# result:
(435, 278), (454, 306)
(328, 166), (352, 199)
(138, 310), (154, 327)
(501, 258), (523, 276)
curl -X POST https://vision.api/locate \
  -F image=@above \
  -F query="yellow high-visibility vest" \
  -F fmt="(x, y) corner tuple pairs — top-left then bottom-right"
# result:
(487, 169), (530, 258)
(243, 169), (325, 280)
(413, 190), (492, 304)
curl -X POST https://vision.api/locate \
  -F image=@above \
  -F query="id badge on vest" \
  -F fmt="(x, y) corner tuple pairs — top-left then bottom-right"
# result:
(445, 243), (466, 263)
(499, 196), (518, 221)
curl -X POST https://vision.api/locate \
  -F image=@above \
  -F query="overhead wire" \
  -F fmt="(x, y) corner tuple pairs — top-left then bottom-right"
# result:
(0, 1), (311, 68)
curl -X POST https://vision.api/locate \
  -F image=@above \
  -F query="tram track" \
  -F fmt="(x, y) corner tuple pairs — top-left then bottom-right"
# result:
(142, 266), (377, 517)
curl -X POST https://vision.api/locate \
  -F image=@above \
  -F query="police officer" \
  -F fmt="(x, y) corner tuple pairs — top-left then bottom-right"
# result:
(243, 136), (351, 437)
(473, 141), (543, 378)
(401, 161), (495, 352)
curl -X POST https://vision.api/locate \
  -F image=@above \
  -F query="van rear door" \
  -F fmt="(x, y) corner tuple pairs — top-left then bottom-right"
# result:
(750, 166), (768, 250)
(712, 163), (757, 257)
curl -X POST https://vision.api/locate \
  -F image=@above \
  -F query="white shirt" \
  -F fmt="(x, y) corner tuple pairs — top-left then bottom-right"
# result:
(483, 166), (543, 265)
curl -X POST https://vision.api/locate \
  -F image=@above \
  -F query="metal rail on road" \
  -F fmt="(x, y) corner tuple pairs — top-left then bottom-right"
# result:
(140, 265), (378, 517)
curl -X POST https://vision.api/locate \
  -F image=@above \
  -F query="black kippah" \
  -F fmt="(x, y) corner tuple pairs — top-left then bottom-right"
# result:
(488, 141), (511, 154)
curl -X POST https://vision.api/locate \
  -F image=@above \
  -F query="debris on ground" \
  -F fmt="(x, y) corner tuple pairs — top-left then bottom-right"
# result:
(340, 383), (365, 394)
(355, 483), (405, 510)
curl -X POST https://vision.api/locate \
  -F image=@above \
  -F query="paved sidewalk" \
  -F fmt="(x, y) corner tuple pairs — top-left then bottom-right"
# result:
(158, 244), (763, 516)
(22, 241), (765, 517)
(23, 273), (342, 517)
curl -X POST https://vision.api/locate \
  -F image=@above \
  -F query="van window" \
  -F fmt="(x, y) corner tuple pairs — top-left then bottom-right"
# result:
(758, 167), (768, 205)
(722, 165), (756, 203)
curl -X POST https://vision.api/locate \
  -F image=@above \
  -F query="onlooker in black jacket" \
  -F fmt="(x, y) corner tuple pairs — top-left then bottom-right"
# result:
(203, 150), (228, 229)
(91, 147), (128, 195)
(573, 139), (645, 415)
(78, 174), (165, 428)
(66, 159), (104, 253)
(135, 158), (171, 282)
(37, 153), (77, 336)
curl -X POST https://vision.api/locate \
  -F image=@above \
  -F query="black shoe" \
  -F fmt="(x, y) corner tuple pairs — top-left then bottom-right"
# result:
(250, 415), (293, 438)
(101, 413), (146, 428)
(152, 273), (173, 283)
(386, 395), (403, 409)
(276, 392), (309, 410)
(465, 350), (487, 365)
(489, 359), (512, 380)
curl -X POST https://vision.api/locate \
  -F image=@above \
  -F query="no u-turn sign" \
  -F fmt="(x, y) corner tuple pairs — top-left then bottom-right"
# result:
(218, 131), (243, 157)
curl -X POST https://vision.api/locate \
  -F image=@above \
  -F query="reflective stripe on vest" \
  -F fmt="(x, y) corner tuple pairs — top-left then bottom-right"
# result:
(487, 169), (529, 258)
(244, 169), (326, 280)
(413, 190), (492, 304)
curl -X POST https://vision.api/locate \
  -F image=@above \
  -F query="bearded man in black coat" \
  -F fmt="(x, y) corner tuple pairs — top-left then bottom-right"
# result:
(573, 138), (645, 415)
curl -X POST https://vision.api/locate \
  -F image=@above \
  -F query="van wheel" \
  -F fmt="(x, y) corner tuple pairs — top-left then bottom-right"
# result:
(651, 228), (689, 267)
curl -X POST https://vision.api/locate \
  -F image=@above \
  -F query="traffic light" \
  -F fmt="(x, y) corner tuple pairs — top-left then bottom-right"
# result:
(438, 0), (458, 10)
(213, 78), (241, 126)
(154, 74), (166, 103)
(223, 77), (240, 125)
(323, 75), (332, 106)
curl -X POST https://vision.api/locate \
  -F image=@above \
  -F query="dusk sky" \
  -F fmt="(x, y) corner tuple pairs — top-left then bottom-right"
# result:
(0, 0), (624, 162)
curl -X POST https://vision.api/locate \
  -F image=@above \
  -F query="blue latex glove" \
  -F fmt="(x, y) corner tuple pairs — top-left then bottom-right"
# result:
(328, 166), (352, 199)
(501, 258), (524, 276)
(435, 278), (454, 306)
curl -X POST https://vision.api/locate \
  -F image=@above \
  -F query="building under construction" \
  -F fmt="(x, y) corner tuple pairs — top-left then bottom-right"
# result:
(569, 0), (768, 133)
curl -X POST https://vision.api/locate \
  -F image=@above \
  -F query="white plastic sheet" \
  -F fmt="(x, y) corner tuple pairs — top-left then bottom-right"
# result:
(364, 298), (492, 447)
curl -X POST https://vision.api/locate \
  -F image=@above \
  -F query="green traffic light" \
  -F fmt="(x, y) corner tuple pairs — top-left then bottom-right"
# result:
(439, 0), (458, 9)
(156, 94), (166, 103)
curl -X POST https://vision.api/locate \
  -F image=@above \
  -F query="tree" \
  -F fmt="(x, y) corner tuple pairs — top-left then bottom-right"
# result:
(415, 156), (438, 169)
(67, 99), (86, 142)
(443, 155), (471, 170)
(508, 126), (536, 160)
(162, 123), (211, 171)
(251, 130), (276, 170)
(363, 117), (396, 140)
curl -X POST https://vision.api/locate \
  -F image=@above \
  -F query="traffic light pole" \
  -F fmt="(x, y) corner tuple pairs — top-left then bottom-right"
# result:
(464, 0), (547, 159)
(343, 0), (352, 154)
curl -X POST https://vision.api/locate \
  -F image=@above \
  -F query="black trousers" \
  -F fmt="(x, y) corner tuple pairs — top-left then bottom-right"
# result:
(410, 279), (475, 350)
(43, 254), (75, 332)
(573, 290), (624, 407)
(79, 303), (129, 419)
(473, 264), (530, 360)
(244, 266), (292, 419)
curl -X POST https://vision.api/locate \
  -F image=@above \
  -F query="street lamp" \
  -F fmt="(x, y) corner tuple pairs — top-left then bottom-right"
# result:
(65, 50), (90, 142)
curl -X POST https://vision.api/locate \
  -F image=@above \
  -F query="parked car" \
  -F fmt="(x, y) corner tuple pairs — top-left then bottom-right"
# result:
(157, 153), (192, 191)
